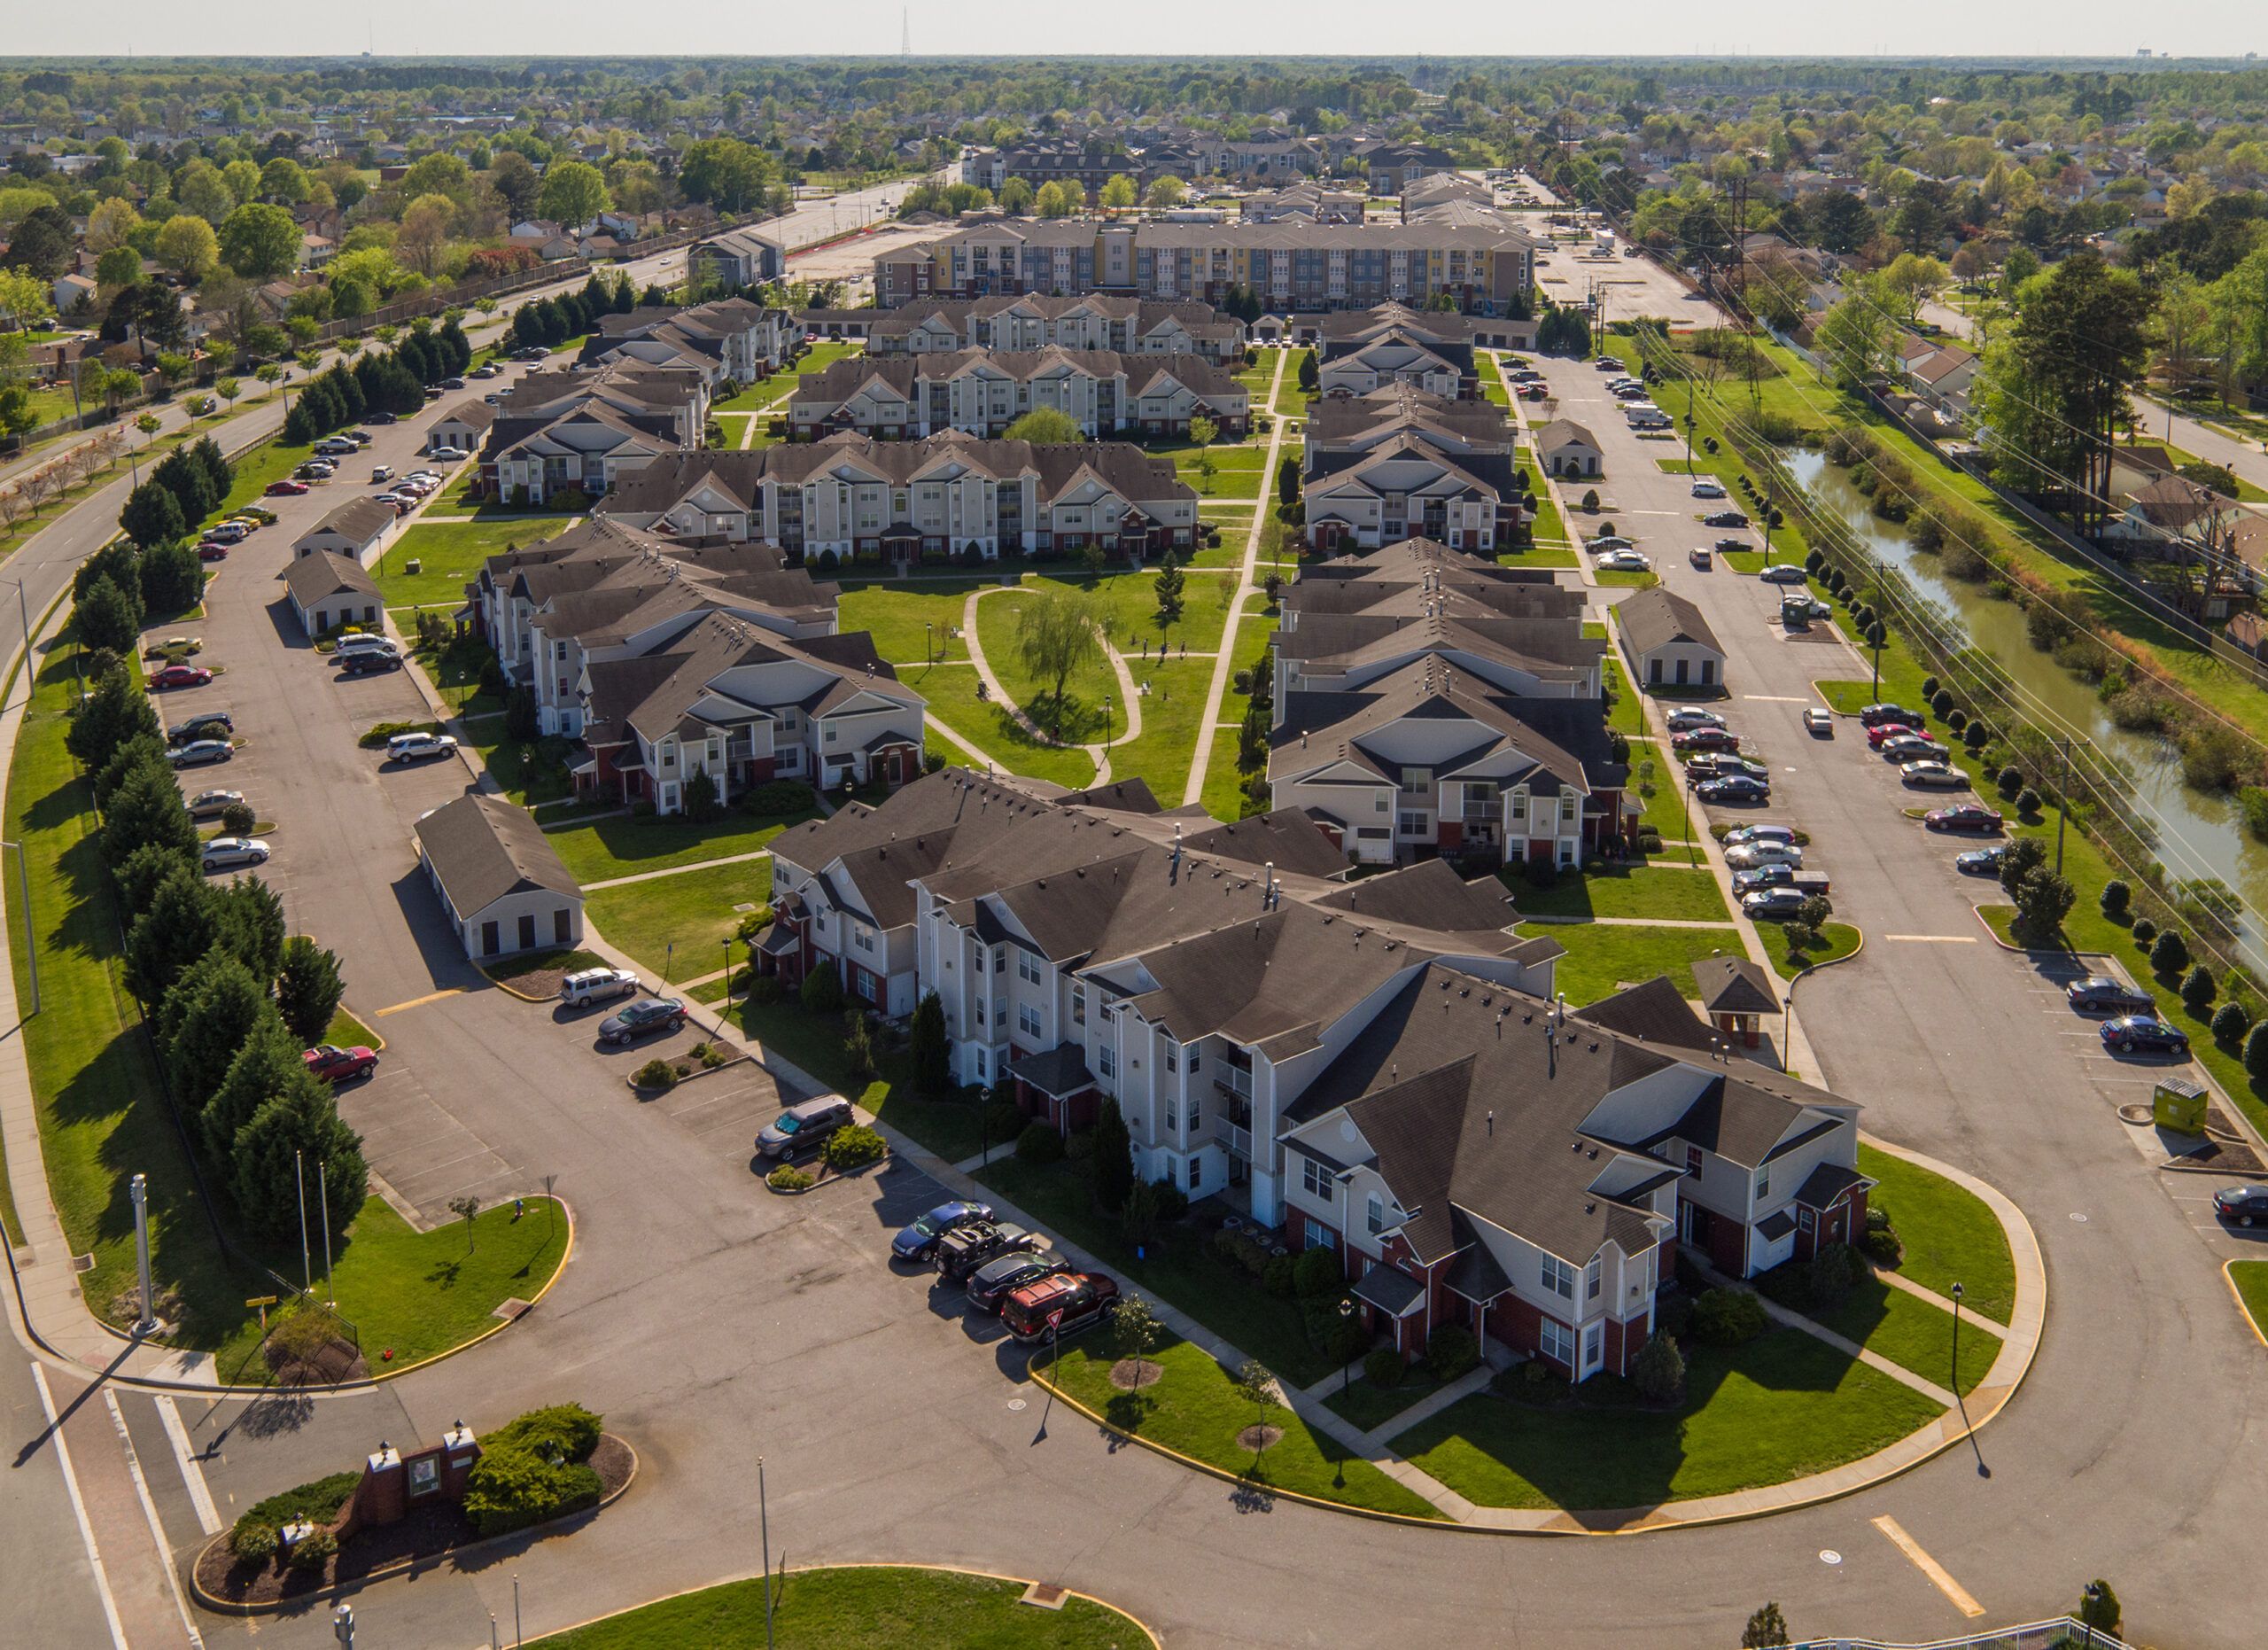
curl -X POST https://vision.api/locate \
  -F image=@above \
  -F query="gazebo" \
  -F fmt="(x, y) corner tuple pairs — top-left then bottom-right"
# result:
(1690, 954), (1781, 1052)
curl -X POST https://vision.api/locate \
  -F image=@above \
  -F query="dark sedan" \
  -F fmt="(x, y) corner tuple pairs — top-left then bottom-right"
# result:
(1672, 727), (1742, 754)
(1697, 774), (1771, 805)
(2100, 1016), (2191, 1056)
(1954, 846), (2007, 876)
(1701, 510), (1750, 528)
(890, 1200), (997, 1264)
(2212, 1186), (2268, 1227)
(168, 713), (233, 741)
(1924, 805), (2003, 833)
(596, 997), (687, 1045)
(965, 1249), (1071, 1313)
(2067, 977), (2156, 1015)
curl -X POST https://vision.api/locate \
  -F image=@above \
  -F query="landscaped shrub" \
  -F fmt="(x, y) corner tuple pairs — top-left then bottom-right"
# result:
(2016, 787), (2041, 816)
(462, 1449), (603, 1539)
(631, 1057), (677, 1091)
(823, 1124), (885, 1171)
(229, 1518), (279, 1563)
(1995, 765), (2022, 798)
(1364, 1347), (1405, 1389)
(1807, 1242), (1857, 1310)
(1063, 1126), (1094, 1160)
(1425, 1325), (1480, 1382)
(1653, 1290), (1694, 1339)
(1525, 857), (1557, 890)
(2151, 930), (2191, 975)
(1324, 1312), (1369, 1364)
(1210, 1226), (1272, 1278)
(742, 779), (817, 815)
(1631, 1330), (1686, 1403)
(799, 959), (843, 1014)
(2212, 1001), (2250, 1046)
(2132, 917), (2157, 946)
(2100, 879), (2131, 919)
(1293, 1244), (1342, 1299)
(983, 1099), (1023, 1142)
(1015, 1120), (1065, 1163)
(1692, 1288), (1768, 1346)
(1930, 689), (1955, 719)
(287, 1530), (338, 1572)
(1495, 1358), (1570, 1405)
(2248, 1020), (2268, 1082)
(488, 1404), (604, 1464)
(1921, 675), (1939, 700)
(748, 976), (784, 1005)
(2182, 964), (2218, 1016)
(1262, 1255), (1297, 1299)
(766, 1164), (815, 1191)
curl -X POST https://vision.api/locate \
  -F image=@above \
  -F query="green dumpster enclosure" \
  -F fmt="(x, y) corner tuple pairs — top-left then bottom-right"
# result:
(2154, 1076), (2208, 1136)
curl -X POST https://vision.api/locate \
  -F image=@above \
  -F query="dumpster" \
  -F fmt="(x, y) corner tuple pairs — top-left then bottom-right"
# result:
(2154, 1077), (2208, 1136)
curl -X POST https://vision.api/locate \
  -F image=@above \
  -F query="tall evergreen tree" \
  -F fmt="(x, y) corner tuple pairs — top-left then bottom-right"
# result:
(102, 759), (199, 867)
(210, 875), (286, 984)
(162, 956), (270, 1114)
(230, 1080), (369, 1245)
(66, 660), (161, 768)
(126, 868), (217, 1001)
(275, 936), (346, 1047)
(75, 574), (145, 659)
(1091, 1097), (1134, 1214)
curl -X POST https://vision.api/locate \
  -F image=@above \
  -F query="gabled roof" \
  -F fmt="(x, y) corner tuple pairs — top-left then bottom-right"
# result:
(1536, 418), (1599, 452)
(1690, 954), (1780, 1017)
(1617, 586), (1723, 658)
(416, 793), (579, 917)
(296, 496), (396, 548)
(284, 549), (378, 605)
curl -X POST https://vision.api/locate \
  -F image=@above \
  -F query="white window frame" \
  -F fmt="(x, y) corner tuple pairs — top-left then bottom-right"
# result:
(1018, 1002), (1042, 1039)
(1017, 949), (1041, 985)
(1098, 1045), (1116, 1079)
(1542, 1255), (1574, 1299)
(1585, 1257), (1602, 1301)
(1302, 1156), (1327, 1200)
(1365, 1194), (1385, 1235)
(1539, 1316), (1573, 1367)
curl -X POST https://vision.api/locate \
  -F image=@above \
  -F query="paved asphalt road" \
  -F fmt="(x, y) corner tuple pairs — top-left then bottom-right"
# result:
(10, 331), (2268, 1650)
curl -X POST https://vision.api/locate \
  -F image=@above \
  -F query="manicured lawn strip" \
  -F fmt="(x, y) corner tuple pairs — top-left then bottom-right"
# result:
(1498, 541), (1581, 569)
(2231, 1261), (2268, 1344)
(917, 665), (1099, 790)
(1603, 660), (1644, 735)
(1066, 566), (1236, 659)
(542, 810), (811, 884)
(1766, 919), (1861, 980)
(214, 437), (316, 522)
(1106, 658), (1213, 799)
(1521, 469), (1571, 548)
(838, 584), (983, 666)
(377, 519), (550, 610)
(1516, 922), (1734, 1008)
(1594, 569), (1659, 589)
(1321, 1370), (1443, 1433)
(585, 861), (773, 981)
(1506, 862), (1731, 922)
(325, 1008), (380, 1049)
(524, 1565), (1148, 1650)
(1047, 1339), (1442, 1520)
(468, 730), (576, 809)
(1395, 1329), (1941, 1509)
(1628, 745), (1697, 844)
(1198, 725), (1252, 823)
(973, 1156), (1334, 1387)
(726, 997), (982, 1162)
(211, 1197), (569, 1386)
(1805, 1273), (2000, 1397)
(976, 586), (1119, 744)
(1856, 1144), (2014, 1326)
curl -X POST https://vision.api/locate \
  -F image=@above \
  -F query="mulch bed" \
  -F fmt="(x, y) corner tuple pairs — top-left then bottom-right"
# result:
(1109, 1358), (1164, 1391)
(194, 1435), (633, 1609)
(1236, 1423), (1284, 1453)
(636, 1038), (750, 1087)
(269, 1336), (369, 1386)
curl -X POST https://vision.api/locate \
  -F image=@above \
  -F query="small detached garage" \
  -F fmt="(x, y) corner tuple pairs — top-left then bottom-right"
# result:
(1617, 585), (1726, 693)
(284, 550), (384, 637)
(415, 792), (585, 961)
(1535, 418), (1602, 479)
(292, 496), (396, 564)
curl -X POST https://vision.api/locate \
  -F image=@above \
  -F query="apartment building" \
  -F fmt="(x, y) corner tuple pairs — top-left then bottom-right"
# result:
(477, 361), (710, 504)
(594, 432), (1201, 565)
(1299, 383), (1532, 554)
(689, 224), (786, 290)
(577, 297), (796, 384)
(788, 349), (1248, 441)
(875, 219), (1540, 318)
(845, 293), (1247, 364)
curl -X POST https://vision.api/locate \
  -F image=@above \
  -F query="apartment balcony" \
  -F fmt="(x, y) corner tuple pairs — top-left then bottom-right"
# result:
(1214, 1117), (1253, 1156)
(1214, 1062), (1252, 1102)
(1463, 800), (1503, 821)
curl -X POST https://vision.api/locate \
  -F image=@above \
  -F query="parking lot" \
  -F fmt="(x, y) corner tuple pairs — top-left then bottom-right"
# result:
(1531, 236), (1723, 328)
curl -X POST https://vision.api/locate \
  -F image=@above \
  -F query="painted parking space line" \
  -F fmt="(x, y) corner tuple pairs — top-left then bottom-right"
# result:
(1883, 935), (1977, 943)
(1743, 694), (1812, 703)
(1872, 1515), (1984, 1618)
(375, 988), (463, 1016)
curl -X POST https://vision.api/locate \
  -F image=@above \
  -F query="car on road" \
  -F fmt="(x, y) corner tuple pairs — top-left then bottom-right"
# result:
(200, 836), (268, 871)
(1722, 823), (1798, 847)
(151, 664), (213, 689)
(1596, 549), (1651, 572)
(1742, 887), (1813, 919)
(596, 997), (688, 1046)
(938, 1221), (1045, 1283)
(336, 633), (400, 657)
(1859, 703), (1925, 728)
(303, 1043), (378, 1083)
(2101, 1015), (2190, 1056)
(1699, 774), (1772, 804)
(343, 429), (373, 447)
(195, 542), (230, 562)
(756, 1094), (856, 1161)
(1685, 752), (1768, 782)
(1725, 841), (1803, 869)
(1900, 760), (1969, 789)
(514, 346), (550, 362)
(371, 465), (395, 483)
(1866, 721), (1921, 748)
(1733, 865), (1830, 896)
(235, 506), (277, 525)
(470, 365), (500, 380)
(1672, 727), (1741, 753)
(204, 521), (250, 544)
(363, 410), (399, 425)
(1666, 707), (1727, 732)
(1587, 535), (1635, 552)
(1690, 479), (1728, 498)
(1702, 510), (1750, 528)
(1925, 803), (2003, 833)
(1804, 708), (1835, 736)
(339, 650), (401, 677)
(1759, 563), (1809, 584)
(890, 1200), (998, 1264)
(168, 712), (232, 740)
(1954, 845), (2007, 876)
(184, 788), (244, 820)
(442, 377), (466, 390)
(1713, 536), (1749, 556)
(1002, 1272), (1121, 1343)
(1689, 546), (1713, 570)
(560, 966), (640, 1008)
(1877, 735), (1950, 762)
(266, 479), (309, 495)
(2211, 1186), (2268, 1227)
(167, 739), (233, 767)
(965, 1249), (1071, 1313)
(2067, 977), (2156, 1015)
(384, 731), (458, 762)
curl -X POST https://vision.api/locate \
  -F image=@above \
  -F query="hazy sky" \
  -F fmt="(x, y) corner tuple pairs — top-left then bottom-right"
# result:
(18, 0), (2268, 65)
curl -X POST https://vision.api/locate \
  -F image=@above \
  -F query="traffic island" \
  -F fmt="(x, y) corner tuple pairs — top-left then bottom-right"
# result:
(192, 1404), (635, 1614)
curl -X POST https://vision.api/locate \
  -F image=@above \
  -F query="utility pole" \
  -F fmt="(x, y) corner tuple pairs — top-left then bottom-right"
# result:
(130, 1173), (156, 1337)
(2054, 737), (2072, 876)
(759, 1457), (776, 1650)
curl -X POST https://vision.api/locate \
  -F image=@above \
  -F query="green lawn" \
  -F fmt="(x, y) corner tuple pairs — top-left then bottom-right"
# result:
(2230, 1261), (2268, 1345)
(839, 583), (983, 667)
(526, 1566), (1150, 1650)
(1046, 1338), (1441, 1519)
(1104, 658), (1214, 802)
(1322, 1368), (1444, 1434)
(974, 1156), (1336, 1387)
(1765, 920), (1861, 979)
(1857, 1144), (2015, 1326)
(377, 519), (554, 611)
(726, 996), (984, 1163)
(214, 437), (317, 524)
(1516, 922), (1738, 1008)
(469, 728), (576, 809)
(586, 861), (773, 980)
(915, 664), (1099, 790)
(1396, 1328), (1942, 1510)
(542, 809), (813, 885)
(1506, 863), (1731, 923)
(1604, 662), (1644, 735)
(1804, 1273), (2001, 1397)
(213, 1197), (569, 1386)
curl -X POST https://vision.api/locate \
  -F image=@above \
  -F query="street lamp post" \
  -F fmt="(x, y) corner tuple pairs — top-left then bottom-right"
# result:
(1339, 1298), (1356, 1395)
(1949, 1280), (1962, 1391)
(1100, 695), (1111, 746)
(924, 620), (932, 666)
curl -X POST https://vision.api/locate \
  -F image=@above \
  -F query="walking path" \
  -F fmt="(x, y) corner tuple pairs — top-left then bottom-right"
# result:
(580, 847), (773, 891)
(1182, 347), (1291, 806)
(956, 582), (1147, 787)
(1519, 915), (1742, 929)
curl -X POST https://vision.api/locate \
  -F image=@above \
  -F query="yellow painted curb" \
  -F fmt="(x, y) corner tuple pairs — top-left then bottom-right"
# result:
(1785, 922), (1866, 982)
(2225, 1260), (2268, 1350)
(369, 1195), (575, 1384)
(507, 1562), (1162, 1648)
(188, 1430), (637, 1615)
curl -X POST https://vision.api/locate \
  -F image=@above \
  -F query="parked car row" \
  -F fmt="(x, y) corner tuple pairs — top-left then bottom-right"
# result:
(886, 1198), (1121, 1342)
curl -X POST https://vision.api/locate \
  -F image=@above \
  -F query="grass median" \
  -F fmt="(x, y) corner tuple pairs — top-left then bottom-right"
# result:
(1858, 1143), (2015, 1326)
(586, 860), (773, 981)
(1508, 862), (1732, 923)
(1515, 921), (1740, 1008)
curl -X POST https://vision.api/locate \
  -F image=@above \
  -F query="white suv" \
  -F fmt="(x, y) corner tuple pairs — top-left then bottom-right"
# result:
(560, 967), (640, 1009)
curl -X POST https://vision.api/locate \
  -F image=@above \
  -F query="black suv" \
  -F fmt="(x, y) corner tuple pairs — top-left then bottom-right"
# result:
(168, 712), (233, 742)
(338, 650), (401, 677)
(965, 1249), (1069, 1312)
(937, 1222), (1044, 1283)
